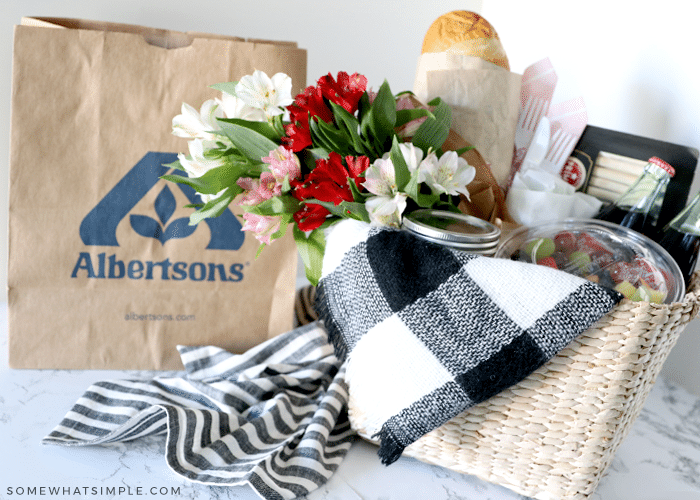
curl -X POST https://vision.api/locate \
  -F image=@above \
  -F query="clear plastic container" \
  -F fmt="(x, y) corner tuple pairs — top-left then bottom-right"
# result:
(494, 218), (685, 304)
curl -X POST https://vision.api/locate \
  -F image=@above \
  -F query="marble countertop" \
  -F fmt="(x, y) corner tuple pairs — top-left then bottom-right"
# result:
(2, 301), (700, 500)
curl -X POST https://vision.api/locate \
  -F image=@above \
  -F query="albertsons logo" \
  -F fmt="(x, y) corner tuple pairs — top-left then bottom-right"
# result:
(72, 152), (246, 282)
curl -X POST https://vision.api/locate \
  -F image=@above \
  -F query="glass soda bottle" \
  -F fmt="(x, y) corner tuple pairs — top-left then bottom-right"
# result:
(594, 157), (675, 237)
(658, 191), (700, 288)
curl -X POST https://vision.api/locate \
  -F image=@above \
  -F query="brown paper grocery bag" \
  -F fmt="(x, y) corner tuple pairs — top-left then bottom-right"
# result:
(8, 18), (307, 369)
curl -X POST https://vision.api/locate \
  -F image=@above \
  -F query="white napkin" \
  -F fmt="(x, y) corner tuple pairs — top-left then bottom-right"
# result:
(506, 169), (602, 226)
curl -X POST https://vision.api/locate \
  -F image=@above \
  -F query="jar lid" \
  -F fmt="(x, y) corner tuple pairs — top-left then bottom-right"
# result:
(648, 157), (675, 177)
(402, 209), (501, 250)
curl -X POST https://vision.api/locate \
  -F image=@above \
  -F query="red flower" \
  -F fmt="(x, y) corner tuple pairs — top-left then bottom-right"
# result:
(293, 203), (330, 231)
(345, 155), (369, 188)
(283, 72), (368, 153)
(291, 152), (369, 232)
(293, 152), (354, 205)
(283, 85), (335, 152)
(288, 85), (333, 124)
(317, 72), (368, 114)
(282, 122), (312, 152)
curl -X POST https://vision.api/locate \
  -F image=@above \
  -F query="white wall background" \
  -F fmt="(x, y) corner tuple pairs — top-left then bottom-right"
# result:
(2, 1), (699, 393)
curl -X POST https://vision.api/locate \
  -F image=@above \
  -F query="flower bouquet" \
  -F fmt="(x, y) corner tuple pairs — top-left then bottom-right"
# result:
(166, 70), (479, 284)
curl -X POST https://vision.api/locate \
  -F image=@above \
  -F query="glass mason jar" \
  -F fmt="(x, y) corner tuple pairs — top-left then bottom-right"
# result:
(402, 209), (501, 255)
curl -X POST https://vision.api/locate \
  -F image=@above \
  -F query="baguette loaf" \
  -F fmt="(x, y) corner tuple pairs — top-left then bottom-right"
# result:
(422, 11), (509, 70)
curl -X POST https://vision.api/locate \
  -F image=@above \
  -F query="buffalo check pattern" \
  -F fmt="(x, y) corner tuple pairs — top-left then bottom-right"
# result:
(316, 220), (622, 465)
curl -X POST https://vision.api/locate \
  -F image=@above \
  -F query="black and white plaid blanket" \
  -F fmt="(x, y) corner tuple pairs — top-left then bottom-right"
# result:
(43, 323), (353, 500)
(315, 219), (622, 465)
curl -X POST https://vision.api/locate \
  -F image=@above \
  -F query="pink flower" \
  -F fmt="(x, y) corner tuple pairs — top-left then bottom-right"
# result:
(395, 95), (427, 140)
(241, 212), (282, 245)
(235, 172), (279, 206)
(263, 146), (302, 184)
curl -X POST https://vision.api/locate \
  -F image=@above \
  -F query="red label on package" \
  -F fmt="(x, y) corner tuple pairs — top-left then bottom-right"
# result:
(561, 156), (586, 189)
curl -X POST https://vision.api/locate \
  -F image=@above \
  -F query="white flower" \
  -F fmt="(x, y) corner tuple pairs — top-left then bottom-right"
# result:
(362, 155), (409, 227)
(235, 70), (294, 119)
(172, 100), (223, 140)
(363, 145), (425, 196)
(398, 142), (424, 177)
(178, 139), (225, 178)
(217, 92), (267, 122)
(200, 188), (228, 205)
(362, 155), (397, 197)
(420, 151), (476, 199)
(365, 193), (408, 228)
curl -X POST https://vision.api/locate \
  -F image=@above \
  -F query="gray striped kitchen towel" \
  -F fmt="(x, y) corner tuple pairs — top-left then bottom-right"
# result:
(43, 322), (354, 500)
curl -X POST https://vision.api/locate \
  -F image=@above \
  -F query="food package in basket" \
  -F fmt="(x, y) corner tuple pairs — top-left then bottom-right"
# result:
(495, 218), (686, 304)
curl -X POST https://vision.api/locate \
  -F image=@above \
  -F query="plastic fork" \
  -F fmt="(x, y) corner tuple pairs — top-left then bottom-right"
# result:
(539, 127), (577, 175)
(515, 96), (549, 152)
(510, 96), (550, 183)
(520, 116), (550, 172)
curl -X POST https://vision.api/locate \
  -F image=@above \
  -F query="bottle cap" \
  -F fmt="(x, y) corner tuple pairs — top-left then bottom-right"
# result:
(648, 157), (675, 177)
(402, 209), (501, 254)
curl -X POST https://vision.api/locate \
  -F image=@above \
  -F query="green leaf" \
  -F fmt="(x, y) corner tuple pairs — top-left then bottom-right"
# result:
(308, 147), (330, 161)
(219, 121), (279, 162)
(341, 201), (370, 222)
(210, 82), (238, 96)
(271, 114), (286, 137)
(358, 92), (373, 138)
(218, 117), (282, 142)
(404, 169), (439, 208)
(434, 199), (463, 213)
(163, 159), (185, 171)
(357, 91), (372, 117)
(160, 161), (247, 195)
(395, 108), (432, 129)
(270, 218), (290, 240)
(329, 101), (367, 156)
(302, 200), (346, 218)
(404, 168), (420, 198)
(305, 200), (370, 223)
(245, 194), (301, 216)
(160, 173), (207, 191)
(189, 190), (237, 225)
(315, 118), (352, 156)
(348, 176), (367, 202)
(454, 146), (474, 156)
(293, 225), (326, 286)
(308, 118), (335, 153)
(390, 136), (411, 191)
(411, 97), (452, 153)
(367, 80), (397, 147)
(281, 175), (292, 193)
(255, 242), (267, 259)
(254, 218), (291, 256)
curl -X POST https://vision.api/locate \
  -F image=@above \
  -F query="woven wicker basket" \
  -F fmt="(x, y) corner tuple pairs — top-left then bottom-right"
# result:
(345, 273), (700, 500)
